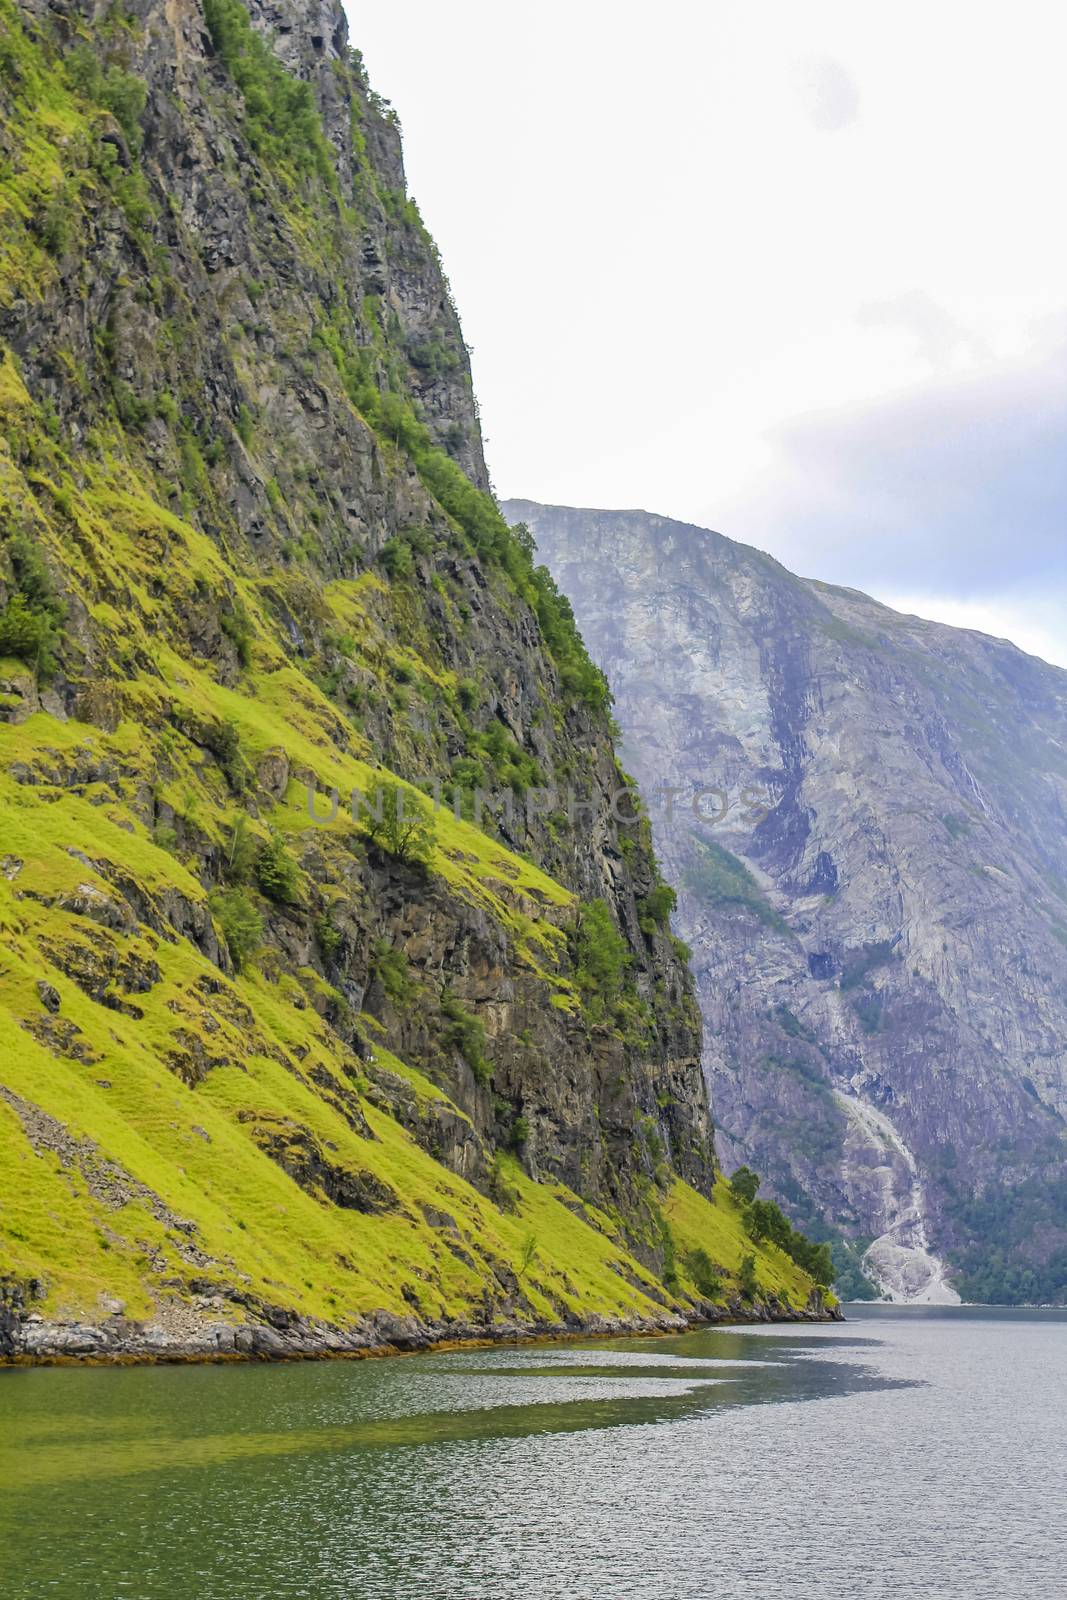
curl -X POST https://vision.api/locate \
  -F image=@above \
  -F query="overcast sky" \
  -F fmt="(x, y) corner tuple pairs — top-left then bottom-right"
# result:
(345, 0), (1067, 667)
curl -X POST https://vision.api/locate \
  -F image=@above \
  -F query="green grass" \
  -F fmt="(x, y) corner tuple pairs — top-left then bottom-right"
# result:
(684, 836), (792, 934)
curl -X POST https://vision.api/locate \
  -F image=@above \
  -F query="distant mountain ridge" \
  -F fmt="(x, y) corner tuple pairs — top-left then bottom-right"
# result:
(507, 498), (1067, 1304)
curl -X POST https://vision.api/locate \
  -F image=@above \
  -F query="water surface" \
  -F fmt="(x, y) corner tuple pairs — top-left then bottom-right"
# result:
(2, 1306), (1064, 1598)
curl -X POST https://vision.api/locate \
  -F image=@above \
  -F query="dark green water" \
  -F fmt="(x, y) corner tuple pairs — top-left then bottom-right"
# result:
(2, 1306), (1064, 1598)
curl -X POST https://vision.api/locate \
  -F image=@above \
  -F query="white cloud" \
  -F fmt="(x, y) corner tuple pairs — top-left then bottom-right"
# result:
(715, 340), (1067, 598)
(344, 0), (1067, 661)
(878, 593), (1067, 671)
(797, 55), (860, 131)
(855, 291), (991, 371)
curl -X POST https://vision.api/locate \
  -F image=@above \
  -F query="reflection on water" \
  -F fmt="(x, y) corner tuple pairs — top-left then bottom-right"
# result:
(1, 1308), (1065, 1599)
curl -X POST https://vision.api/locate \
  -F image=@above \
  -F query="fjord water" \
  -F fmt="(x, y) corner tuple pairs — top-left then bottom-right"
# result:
(2, 1308), (1064, 1599)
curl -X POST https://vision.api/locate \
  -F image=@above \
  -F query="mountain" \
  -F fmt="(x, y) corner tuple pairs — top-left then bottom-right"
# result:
(506, 500), (1067, 1305)
(0, 2), (833, 1359)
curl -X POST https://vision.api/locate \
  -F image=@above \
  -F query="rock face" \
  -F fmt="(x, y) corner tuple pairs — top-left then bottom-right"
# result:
(0, 1), (829, 1355)
(507, 500), (1067, 1305)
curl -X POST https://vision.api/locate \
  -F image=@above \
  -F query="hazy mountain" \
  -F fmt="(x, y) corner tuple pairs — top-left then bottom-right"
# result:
(507, 499), (1067, 1304)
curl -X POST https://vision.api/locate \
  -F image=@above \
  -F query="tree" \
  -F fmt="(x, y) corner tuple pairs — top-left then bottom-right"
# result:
(730, 1165), (761, 1205)
(359, 778), (434, 867)
(746, 1198), (792, 1250)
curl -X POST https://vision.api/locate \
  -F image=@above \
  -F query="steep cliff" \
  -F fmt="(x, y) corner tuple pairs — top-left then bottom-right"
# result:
(509, 500), (1067, 1305)
(0, 2), (830, 1359)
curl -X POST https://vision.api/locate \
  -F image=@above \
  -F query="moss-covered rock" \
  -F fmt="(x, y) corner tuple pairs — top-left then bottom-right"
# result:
(0, 0), (830, 1356)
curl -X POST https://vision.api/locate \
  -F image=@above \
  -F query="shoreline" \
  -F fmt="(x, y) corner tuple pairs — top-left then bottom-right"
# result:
(1, 1293), (842, 1370)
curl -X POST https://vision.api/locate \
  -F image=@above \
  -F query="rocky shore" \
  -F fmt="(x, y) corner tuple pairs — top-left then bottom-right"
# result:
(1, 1289), (841, 1367)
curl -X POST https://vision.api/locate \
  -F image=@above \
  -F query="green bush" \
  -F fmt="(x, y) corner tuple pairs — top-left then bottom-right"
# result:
(686, 1246), (724, 1300)
(67, 47), (147, 152)
(369, 938), (415, 1005)
(572, 899), (630, 1013)
(209, 888), (264, 971)
(203, 717), (250, 793)
(638, 881), (677, 935)
(253, 833), (302, 904)
(37, 190), (77, 257)
(464, 720), (541, 797)
(235, 403), (254, 447)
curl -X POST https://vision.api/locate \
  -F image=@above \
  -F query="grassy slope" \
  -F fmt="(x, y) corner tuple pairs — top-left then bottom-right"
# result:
(0, 367), (817, 1328)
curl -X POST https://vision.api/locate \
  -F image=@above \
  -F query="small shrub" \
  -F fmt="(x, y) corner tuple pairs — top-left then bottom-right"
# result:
(205, 718), (250, 793)
(220, 601), (253, 667)
(638, 882), (677, 935)
(101, 67), (147, 152)
(379, 537), (414, 580)
(658, 1212), (679, 1290)
(209, 888), (263, 971)
(441, 989), (490, 1084)
(235, 402), (254, 447)
(254, 833), (302, 905)
(67, 48), (147, 153)
(517, 1231), (538, 1277)
(37, 191), (77, 257)
(738, 1252), (759, 1300)
(315, 914), (343, 960)
(369, 938), (414, 1005)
